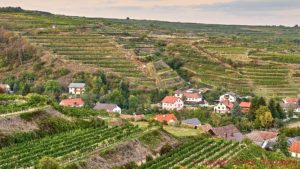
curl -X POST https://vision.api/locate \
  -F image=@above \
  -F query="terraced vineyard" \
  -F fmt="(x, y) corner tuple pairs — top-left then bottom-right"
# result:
(0, 125), (141, 169)
(139, 139), (245, 169)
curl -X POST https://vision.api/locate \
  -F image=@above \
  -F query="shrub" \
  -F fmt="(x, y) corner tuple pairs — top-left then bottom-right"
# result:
(38, 156), (60, 169)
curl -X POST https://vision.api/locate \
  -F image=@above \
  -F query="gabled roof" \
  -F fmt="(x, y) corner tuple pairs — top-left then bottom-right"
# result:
(240, 102), (251, 108)
(288, 136), (300, 145)
(162, 96), (181, 104)
(289, 141), (300, 153)
(184, 92), (201, 99)
(60, 98), (84, 107)
(209, 124), (244, 142)
(201, 124), (213, 132)
(181, 118), (201, 126)
(221, 101), (234, 109)
(246, 131), (278, 143)
(154, 114), (177, 123)
(93, 103), (119, 111)
(68, 83), (85, 88)
(283, 97), (298, 103)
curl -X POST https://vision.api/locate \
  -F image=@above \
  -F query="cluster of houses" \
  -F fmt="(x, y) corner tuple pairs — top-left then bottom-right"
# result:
(281, 94), (300, 113)
(213, 92), (251, 114)
(59, 82), (122, 114)
(161, 88), (209, 111)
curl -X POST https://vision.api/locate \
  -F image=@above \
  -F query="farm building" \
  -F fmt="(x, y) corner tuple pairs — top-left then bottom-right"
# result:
(93, 103), (121, 114)
(181, 118), (201, 129)
(59, 98), (85, 107)
(201, 124), (213, 133)
(161, 96), (184, 111)
(68, 83), (86, 95)
(246, 131), (278, 150)
(209, 124), (244, 142)
(219, 92), (237, 103)
(214, 100), (233, 114)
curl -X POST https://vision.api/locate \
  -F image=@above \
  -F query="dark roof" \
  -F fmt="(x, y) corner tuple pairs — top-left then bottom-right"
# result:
(181, 118), (201, 126)
(288, 136), (300, 145)
(93, 103), (118, 111)
(68, 83), (85, 88)
(209, 124), (244, 142)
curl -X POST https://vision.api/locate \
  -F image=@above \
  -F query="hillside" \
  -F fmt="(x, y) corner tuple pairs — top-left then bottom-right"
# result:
(1, 9), (300, 97)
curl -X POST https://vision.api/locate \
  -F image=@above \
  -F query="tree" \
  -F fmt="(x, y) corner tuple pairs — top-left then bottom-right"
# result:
(258, 97), (266, 106)
(128, 95), (138, 112)
(210, 113), (221, 127)
(38, 156), (60, 169)
(268, 98), (279, 119)
(105, 89), (125, 107)
(276, 103), (286, 119)
(21, 83), (30, 96)
(255, 106), (273, 128)
(275, 134), (289, 156)
(12, 83), (18, 93)
(231, 102), (242, 117)
(44, 80), (62, 95)
(249, 97), (259, 120)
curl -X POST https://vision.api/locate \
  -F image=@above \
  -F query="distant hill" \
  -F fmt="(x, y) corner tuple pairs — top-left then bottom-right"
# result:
(1, 8), (300, 97)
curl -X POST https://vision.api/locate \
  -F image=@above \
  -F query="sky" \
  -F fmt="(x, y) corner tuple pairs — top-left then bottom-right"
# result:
(0, 0), (299, 26)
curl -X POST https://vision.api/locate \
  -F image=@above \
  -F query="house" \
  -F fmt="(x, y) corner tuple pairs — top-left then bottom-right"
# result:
(289, 141), (300, 158)
(68, 83), (86, 95)
(59, 98), (85, 107)
(201, 124), (213, 133)
(154, 114), (177, 124)
(174, 89), (204, 105)
(246, 131), (278, 150)
(0, 84), (11, 93)
(161, 96), (184, 111)
(283, 97), (299, 104)
(208, 124), (244, 142)
(181, 118), (201, 129)
(214, 101), (233, 114)
(219, 92), (237, 103)
(93, 103), (121, 114)
(240, 102), (251, 113)
(281, 102), (300, 113)
(120, 114), (145, 121)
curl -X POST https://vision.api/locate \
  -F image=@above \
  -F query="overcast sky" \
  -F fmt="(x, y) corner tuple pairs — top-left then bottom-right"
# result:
(1, 0), (299, 26)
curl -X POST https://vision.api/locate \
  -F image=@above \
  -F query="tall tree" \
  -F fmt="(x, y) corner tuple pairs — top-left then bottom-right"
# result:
(258, 97), (266, 106)
(249, 97), (259, 120)
(255, 106), (273, 128)
(268, 98), (279, 119)
(128, 95), (138, 112)
(275, 134), (289, 156)
(232, 102), (242, 117)
(276, 103), (286, 119)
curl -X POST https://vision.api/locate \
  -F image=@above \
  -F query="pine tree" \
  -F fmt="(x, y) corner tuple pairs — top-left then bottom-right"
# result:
(258, 97), (266, 106)
(249, 97), (259, 120)
(232, 102), (242, 117)
(276, 103), (286, 119)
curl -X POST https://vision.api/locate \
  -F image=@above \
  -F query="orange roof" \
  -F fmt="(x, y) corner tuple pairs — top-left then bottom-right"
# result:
(289, 141), (300, 153)
(240, 102), (251, 108)
(162, 96), (180, 104)
(222, 101), (233, 109)
(154, 114), (177, 123)
(60, 98), (84, 107)
(284, 98), (298, 103)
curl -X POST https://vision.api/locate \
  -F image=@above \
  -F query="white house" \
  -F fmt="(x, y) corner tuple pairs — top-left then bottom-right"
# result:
(219, 92), (237, 103)
(214, 101), (233, 114)
(161, 96), (184, 111)
(68, 83), (85, 95)
(93, 103), (122, 114)
(289, 141), (300, 158)
(174, 89), (203, 104)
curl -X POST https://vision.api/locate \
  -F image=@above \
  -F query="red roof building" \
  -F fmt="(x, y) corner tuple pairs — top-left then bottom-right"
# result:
(60, 98), (84, 107)
(289, 141), (300, 158)
(283, 97), (298, 104)
(154, 114), (178, 124)
(240, 102), (251, 113)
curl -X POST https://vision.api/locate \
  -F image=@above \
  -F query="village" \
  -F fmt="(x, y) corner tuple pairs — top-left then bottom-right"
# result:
(2, 81), (300, 159)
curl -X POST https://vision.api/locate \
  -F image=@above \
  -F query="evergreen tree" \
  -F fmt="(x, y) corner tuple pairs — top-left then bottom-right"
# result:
(276, 103), (286, 119)
(249, 97), (259, 120)
(258, 97), (266, 106)
(22, 83), (30, 96)
(232, 102), (242, 117)
(268, 98), (279, 118)
(12, 83), (18, 93)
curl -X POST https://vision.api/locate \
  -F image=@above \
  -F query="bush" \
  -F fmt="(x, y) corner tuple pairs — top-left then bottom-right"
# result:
(160, 144), (172, 155)
(38, 156), (60, 169)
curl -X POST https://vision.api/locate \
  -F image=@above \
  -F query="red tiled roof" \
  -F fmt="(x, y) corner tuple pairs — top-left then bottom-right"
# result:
(240, 102), (251, 108)
(222, 101), (234, 109)
(60, 98), (84, 107)
(289, 141), (300, 153)
(162, 96), (180, 104)
(154, 114), (177, 123)
(284, 98), (298, 103)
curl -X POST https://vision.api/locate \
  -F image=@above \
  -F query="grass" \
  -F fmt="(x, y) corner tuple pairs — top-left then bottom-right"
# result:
(163, 126), (203, 137)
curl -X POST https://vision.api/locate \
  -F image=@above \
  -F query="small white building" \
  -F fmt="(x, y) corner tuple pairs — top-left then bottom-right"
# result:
(289, 141), (300, 158)
(214, 101), (233, 114)
(93, 103), (121, 114)
(174, 89), (203, 104)
(68, 83), (85, 95)
(161, 96), (184, 111)
(0, 84), (11, 93)
(219, 93), (237, 103)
